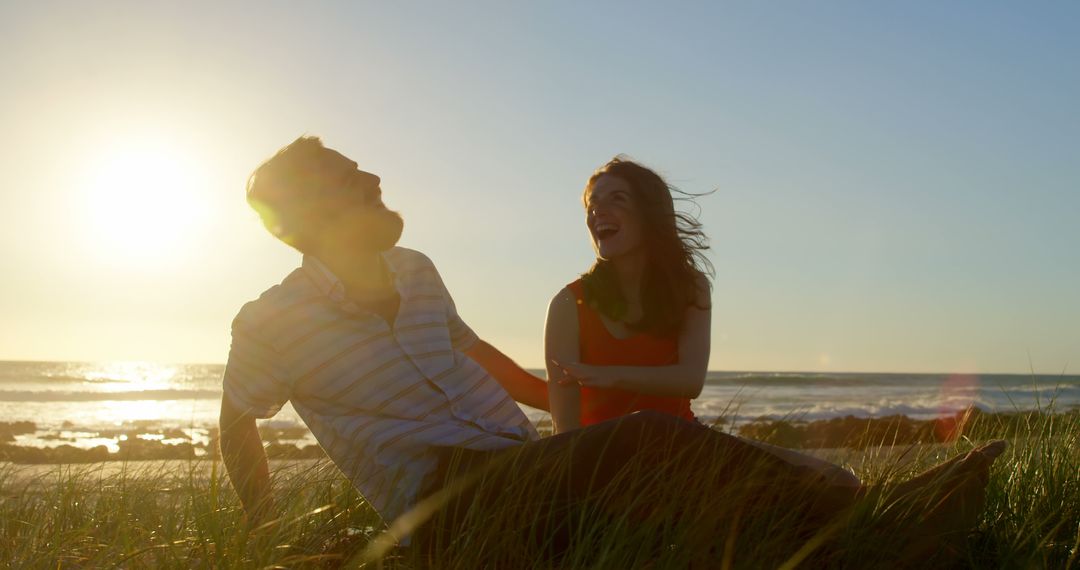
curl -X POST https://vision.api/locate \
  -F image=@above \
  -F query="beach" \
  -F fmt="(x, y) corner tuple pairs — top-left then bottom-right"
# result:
(3, 361), (1078, 464)
(2, 416), (1077, 568)
(2, 361), (1078, 567)
(3, 407), (1076, 466)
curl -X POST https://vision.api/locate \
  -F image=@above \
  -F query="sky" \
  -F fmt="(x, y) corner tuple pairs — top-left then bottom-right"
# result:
(1, 2), (1077, 374)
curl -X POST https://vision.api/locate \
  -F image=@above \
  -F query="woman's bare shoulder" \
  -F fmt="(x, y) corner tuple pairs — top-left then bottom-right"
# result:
(691, 270), (713, 309)
(548, 286), (578, 312)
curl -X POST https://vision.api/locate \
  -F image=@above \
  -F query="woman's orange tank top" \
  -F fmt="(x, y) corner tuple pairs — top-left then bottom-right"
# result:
(567, 280), (696, 426)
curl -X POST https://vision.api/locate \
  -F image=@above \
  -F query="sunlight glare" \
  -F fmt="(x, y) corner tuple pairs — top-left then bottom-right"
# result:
(79, 142), (210, 263)
(82, 361), (179, 393)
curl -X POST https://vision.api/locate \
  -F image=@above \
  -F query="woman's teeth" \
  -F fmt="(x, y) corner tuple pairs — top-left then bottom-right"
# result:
(596, 223), (619, 239)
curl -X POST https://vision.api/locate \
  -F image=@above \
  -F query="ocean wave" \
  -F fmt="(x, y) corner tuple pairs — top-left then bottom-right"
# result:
(702, 372), (1080, 388)
(692, 392), (1017, 422)
(709, 402), (993, 424)
(703, 373), (943, 387)
(993, 385), (1080, 399)
(39, 375), (149, 385)
(0, 389), (222, 402)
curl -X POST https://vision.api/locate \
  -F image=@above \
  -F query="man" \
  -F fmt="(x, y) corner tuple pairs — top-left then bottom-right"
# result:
(220, 136), (548, 525)
(221, 137), (1003, 559)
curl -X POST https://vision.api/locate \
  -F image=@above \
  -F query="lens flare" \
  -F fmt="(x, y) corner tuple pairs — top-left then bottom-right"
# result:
(934, 374), (980, 442)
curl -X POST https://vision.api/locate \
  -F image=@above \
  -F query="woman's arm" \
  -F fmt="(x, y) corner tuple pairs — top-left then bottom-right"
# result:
(545, 287), (582, 433)
(556, 277), (712, 399)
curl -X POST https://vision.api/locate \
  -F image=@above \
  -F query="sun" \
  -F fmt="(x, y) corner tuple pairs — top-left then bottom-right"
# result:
(79, 141), (210, 263)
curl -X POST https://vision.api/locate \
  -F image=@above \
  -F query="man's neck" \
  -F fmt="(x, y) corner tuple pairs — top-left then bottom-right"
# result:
(317, 248), (397, 303)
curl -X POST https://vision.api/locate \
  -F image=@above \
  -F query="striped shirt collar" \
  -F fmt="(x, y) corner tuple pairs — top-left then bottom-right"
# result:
(302, 253), (399, 305)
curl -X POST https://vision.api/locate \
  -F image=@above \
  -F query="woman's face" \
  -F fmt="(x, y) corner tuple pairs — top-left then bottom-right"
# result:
(586, 174), (644, 260)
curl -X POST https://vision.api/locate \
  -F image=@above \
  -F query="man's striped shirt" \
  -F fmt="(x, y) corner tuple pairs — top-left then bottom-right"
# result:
(222, 247), (538, 523)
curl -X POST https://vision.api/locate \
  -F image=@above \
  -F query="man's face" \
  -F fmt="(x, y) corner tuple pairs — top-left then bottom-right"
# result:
(305, 148), (404, 254)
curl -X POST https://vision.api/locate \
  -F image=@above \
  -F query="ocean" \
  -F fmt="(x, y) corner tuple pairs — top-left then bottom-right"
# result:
(2, 360), (1078, 454)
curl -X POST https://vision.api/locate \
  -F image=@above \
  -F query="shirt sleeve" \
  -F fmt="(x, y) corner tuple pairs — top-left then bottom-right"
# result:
(221, 313), (291, 418)
(429, 262), (479, 352)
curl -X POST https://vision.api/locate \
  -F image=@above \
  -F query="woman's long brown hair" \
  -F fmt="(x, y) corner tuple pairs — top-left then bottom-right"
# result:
(581, 157), (714, 337)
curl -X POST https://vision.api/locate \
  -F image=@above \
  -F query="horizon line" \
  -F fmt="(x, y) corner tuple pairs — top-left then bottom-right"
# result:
(0, 358), (1074, 378)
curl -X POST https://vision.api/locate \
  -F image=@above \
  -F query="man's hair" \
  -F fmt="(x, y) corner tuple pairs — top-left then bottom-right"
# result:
(246, 136), (326, 250)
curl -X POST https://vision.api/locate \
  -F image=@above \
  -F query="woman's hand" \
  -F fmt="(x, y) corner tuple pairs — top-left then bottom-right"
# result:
(552, 360), (618, 389)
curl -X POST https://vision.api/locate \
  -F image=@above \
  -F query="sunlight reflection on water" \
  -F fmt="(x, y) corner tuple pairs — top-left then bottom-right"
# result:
(3, 361), (1078, 456)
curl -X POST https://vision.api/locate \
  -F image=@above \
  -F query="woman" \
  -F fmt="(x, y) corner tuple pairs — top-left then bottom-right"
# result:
(546, 157), (713, 433)
(545, 157), (862, 487)
(419, 156), (1005, 561)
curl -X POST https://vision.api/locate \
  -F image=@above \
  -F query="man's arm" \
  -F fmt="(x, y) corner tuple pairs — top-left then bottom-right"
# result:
(465, 340), (549, 411)
(431, 253), (548, 411)
(219, 397), (275, 522)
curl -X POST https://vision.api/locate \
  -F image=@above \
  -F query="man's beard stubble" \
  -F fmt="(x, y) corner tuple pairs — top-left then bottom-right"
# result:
(365, 208), (404, 252)
(314, 207), (404, 255)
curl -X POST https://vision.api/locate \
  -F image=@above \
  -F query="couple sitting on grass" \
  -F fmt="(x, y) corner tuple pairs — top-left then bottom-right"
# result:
(220, 136), (1005, 562)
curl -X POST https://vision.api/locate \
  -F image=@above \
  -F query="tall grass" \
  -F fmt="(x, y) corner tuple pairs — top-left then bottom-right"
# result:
(1, 407), (1076, 568)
